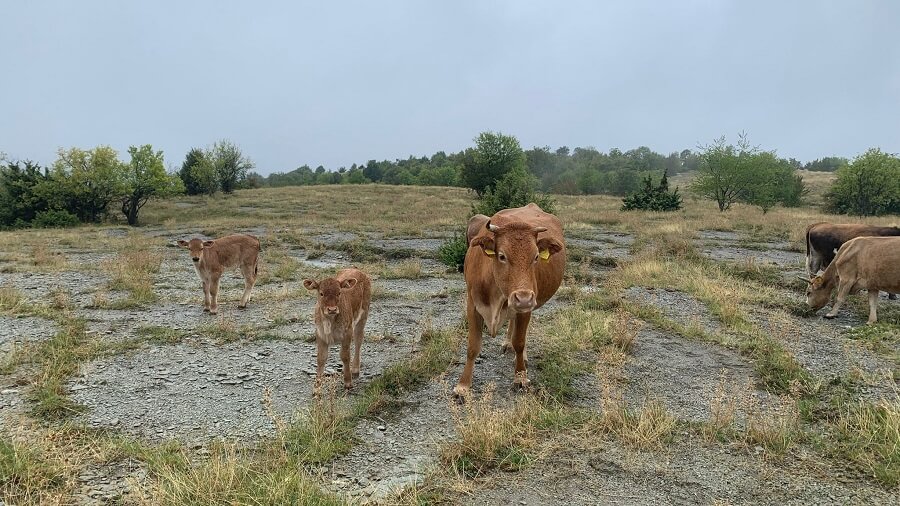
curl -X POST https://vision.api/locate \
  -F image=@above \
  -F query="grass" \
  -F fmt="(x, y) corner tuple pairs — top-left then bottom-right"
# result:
(0, 437), (67, 505)
(830, 398), (900, 487)
(102, 242), (164, 307)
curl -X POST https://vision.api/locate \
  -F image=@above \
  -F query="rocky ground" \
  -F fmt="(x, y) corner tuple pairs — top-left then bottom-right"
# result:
(1, 223), (898, 505)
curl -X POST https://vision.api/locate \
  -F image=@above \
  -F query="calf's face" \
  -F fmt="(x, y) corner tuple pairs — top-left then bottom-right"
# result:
(177, 238), (215, 263)
(471, 221), (563, 313)
(804, 276), (831, 310)
(304, 277), (358, 317)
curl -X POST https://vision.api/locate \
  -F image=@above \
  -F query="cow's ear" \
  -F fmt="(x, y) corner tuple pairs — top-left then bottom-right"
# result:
(471, 236), (496, 257)
(341, 278), (358, 291)
(303, 279), (319, 291)
(536, 237), (563, 262)
(202, 240), (215, 248)
(177, 239), (189, 248)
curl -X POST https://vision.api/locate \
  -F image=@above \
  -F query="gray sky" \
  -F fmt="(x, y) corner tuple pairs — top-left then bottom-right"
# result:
(2, 1), (898, 174)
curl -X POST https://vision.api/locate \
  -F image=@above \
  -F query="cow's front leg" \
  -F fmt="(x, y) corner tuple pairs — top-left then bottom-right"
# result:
(202, 280), (210, 311)
(340, 341), (352, 390)
(454, 295), (484, 399)
(511, 312), (532, 390)
(867, 290), (879, 324)
(314, 339), (328, 396)
(825, 281), (854, 319)
(208, 275), (221, 315)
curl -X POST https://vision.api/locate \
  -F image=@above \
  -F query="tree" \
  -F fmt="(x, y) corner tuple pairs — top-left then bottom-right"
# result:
(191, 156), (219, 196)
(621, 170), (682, 212)
(47, 146), (127, 222)
(460, 132), (526, 196)
(210, 140), (253, 193)
(825, 148), (900, 216)
(691, 134), (805, 212)
(0, 160), (52, 226)
(472, 166), (555, 217)
(179, 148), (207, 195)
(120, 145), (184, 226)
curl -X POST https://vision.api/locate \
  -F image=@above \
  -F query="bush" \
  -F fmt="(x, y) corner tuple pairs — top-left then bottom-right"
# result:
(621, 171), (682, 212)
(31, 210), (80, 229)
(825, 148), (900, 216)
(438, 232), (468, 272)
(472, 166), (556, 217)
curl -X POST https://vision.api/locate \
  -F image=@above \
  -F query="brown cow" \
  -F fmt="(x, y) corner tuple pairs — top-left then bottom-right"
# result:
(806, 222), (900, 275)
(454, 203), (566, 398)
(303, 268), (371, 390)
(177, 234), (260, 315)
(803, 236), (900, 324)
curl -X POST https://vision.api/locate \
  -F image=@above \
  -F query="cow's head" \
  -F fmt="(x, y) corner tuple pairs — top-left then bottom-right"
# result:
(801, 275), (832, 310)
(177, 238), (215, 263)
(471, 220), (563, 313)
(304, 277), (358, 317)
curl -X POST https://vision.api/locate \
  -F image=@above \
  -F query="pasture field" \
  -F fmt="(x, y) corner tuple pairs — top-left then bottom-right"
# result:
(1, 185), (898, 505)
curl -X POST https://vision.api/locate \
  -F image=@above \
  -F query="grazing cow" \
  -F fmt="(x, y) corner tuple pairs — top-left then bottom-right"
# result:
(803, 236), (900, 324)
(177, 234), (260, 315)
(454, 203), (566, 398)
(303, 268), (371, 390)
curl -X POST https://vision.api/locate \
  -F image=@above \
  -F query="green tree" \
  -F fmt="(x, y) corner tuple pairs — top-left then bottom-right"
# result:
(472, 166), (555, 217)
(191, 156), (219, 196)
(0, 160), (52, 226)
(621, 170), (682, 212)
(460, 132), (526, 196)
(210, 140), (253, 193)
(179, 148), (206, 195)
(825, 148), (900, 216)
(120, 145), (184, 226)
(46, 146), (127, 222)
(691, 135), (805, 212)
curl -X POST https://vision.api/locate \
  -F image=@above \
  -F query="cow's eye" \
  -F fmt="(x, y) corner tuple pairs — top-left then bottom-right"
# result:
(498, 253), (506, 262)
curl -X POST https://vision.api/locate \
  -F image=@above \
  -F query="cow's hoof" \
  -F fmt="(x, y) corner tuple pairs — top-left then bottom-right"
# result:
(452, 384), (471, 402)
(889, 294), (897, 300)
(344, 383), (353, 391)
(513, 372), (530, 391)
(823, 313), (836, 319)
(203, 307), (210, 313)
(238, 304), (247, 310)
(210, 309), (218, 315)
(500, 341), (512, 355)
(351, 369), (360, 379)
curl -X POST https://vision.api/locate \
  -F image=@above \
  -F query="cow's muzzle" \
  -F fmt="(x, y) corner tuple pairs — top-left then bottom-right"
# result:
(192, 257), (200, 262)
(325, 306), (339, 315)
(509, 290), (536, 313)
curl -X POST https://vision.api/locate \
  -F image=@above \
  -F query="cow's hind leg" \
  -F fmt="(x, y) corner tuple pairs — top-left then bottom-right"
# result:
(454, 295), (483, 399)
(510, 312), (532, 390)
(867, 290), (879, 324)
(825, 280), (854, 319)
(239, 262), (257, 308)
(202, 280), (210, 311)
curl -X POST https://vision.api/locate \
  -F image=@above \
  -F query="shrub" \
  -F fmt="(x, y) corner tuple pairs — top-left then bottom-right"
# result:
(825, 148), (900, 216)
(472, 166), (556, 217)
(438, 232), (468, 272)
(621, 171), (682, 212)
(31, 210), (80, 229)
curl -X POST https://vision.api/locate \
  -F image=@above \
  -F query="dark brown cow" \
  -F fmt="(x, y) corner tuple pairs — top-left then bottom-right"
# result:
(804, 236), (900, 324)
(303, 268), (371, 391)
(806, 222), (900, 275)
(177, 234), (260, 314)
(454, 203), (566, 398)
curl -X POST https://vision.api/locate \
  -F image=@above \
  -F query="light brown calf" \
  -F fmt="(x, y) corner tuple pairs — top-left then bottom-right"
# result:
(177, 234), (260, 315)
(804, 236), (900, 324)
(303, 268), (371, 390)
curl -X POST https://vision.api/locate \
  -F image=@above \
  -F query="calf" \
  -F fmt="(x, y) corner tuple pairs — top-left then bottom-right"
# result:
(177, 234), (260, 314)
(454, 203), (566, 398)
(303, 268), (371, 390)
(803, 236), (900, 324)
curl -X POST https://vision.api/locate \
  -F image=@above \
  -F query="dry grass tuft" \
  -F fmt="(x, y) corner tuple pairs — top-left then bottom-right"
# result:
(831, 395), (900, 487)
(744, 395), (800, 455)
(609, 307), (641, 354)
(0, 285), (25, 313)
(703, 371), (743, 442)
(104, 246), (163, 306)
(379, 258), (424, 279)
(30, 244), (68, 270)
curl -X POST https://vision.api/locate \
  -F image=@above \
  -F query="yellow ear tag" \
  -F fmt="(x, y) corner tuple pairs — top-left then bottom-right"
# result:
(484, 249), (496, 256)
(539, 249), (550, 261)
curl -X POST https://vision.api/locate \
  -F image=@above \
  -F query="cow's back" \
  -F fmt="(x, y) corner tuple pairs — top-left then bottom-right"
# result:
(337, 268), (371, 314)
(210, 234), (260, 268)
(835, 237), (900, 292)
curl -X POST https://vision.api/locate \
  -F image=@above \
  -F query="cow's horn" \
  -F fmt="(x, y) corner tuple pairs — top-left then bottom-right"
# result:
(487, 220), (500, 232)
(533, 226), (547, 234)
(796, 276), (812, 284)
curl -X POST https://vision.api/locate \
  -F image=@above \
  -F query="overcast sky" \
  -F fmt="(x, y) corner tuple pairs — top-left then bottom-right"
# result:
(2, 1), (898, 174)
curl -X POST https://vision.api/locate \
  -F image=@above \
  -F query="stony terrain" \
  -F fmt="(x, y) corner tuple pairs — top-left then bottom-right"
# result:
(1, 208), (898, 505)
